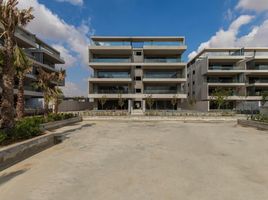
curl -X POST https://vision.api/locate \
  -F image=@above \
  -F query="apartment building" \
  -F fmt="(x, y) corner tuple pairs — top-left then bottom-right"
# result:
(0, 26), (65, 111)
(187, 48), (268, 112)
(88, 36), (187, 112)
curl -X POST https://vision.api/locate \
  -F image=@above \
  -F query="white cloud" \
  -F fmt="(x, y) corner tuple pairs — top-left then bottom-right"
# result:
(56, 0), (83, 6)
(237, 19), (268, 46)
(60, 81), (86, 97)
(188, 15), (254, 60)
(236, 0), (268, 12)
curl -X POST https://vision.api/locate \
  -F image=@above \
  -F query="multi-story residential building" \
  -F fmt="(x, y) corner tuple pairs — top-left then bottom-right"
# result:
(88, 36), (187, 113)
(187, 48), (268, 112)
(0, 26), (65, 111)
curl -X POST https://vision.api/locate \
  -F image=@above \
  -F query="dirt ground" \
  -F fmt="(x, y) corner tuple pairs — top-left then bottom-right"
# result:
(0, 121), (268, 200)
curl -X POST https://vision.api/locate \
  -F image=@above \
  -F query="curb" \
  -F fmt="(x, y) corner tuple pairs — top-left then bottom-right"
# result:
(0, 117), (82, 171)
(237, 119), (268, 130)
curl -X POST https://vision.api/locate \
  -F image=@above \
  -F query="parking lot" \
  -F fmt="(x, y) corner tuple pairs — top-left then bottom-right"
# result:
(1, 120), (268, 200)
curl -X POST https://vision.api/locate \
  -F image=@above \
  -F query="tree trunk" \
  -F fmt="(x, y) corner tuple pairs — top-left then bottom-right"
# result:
(1, 35), (15, 129)
(54, 98), (59, 114)
(44, 95), (49, 120)
(16, 75), (25, 119)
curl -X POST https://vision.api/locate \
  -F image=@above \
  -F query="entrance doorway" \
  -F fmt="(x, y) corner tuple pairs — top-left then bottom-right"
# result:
(134, 101), (142, 110)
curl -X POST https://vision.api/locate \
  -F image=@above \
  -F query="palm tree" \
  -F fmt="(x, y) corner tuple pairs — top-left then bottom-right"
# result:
(52, 87), (63, 114)
(0, 0), (34, 129)
(35, 68), (57, 118)
(14, 45), (32, 119)
(52, 69), (65, 114)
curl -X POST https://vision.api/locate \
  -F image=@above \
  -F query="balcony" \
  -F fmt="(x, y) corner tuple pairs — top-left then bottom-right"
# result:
(143, 71), (186, 83)
(91, 58), (131, 63)
(209, 65), (244, 70)
(144, 57), (181, 63)
(89, 72), (131, 83)
(144, 86), (183, 94)
(249, 79), (268, 84)
(144, 71), (183, 78)
(247, 91), (268, 96)
(92, 41), (131, 46)
(247, 65), (268, 70)
(94, 89), (129, 94)
(96, 71), (130, 78)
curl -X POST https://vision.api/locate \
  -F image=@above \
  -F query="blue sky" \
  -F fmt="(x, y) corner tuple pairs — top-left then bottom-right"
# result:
(18, 0), (268, 96)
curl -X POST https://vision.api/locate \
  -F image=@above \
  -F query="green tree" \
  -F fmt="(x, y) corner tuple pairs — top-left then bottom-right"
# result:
(211, 88), (231, 110)
(35, 68), (57, 118)
(261, 91), (268, 107)
(98, 95), (107, 110)
(188, 97), (196, 109)
(52, 69), (65, 114)
(14, 45), (33, 119)
(52, 87), (64, 114)
(118, 93), (125, 110)
(0, 0), (34, 129)
(171, 95), (178, 110)
(145, 95), (155, 110)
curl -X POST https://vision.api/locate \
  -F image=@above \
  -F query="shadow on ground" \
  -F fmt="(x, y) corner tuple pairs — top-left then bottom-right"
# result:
(0, 168), (29, 186)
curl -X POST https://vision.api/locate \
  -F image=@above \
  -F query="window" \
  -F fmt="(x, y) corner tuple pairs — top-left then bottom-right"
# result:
(136, 89), (141, 93)
(187, 74), (189, 78)
(188, 83), (190, 87)
(135, 76), (142, 81)
(193, 81), (195, 85)
(136, 51), (142, 56)
(136, 66), (141, 69)
(193, 70), (195, 75)
(193, 91), (195, 95)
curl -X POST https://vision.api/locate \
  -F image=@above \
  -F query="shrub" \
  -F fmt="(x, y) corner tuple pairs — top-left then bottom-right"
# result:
(0, 130), (7, 143)
(0, 113), (77, 145)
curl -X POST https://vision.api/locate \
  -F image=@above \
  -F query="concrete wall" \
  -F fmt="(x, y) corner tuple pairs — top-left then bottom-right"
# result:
(58, 101), (93, 112)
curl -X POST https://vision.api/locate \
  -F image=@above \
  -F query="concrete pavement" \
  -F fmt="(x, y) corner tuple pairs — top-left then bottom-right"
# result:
(0, 121), (268, 200)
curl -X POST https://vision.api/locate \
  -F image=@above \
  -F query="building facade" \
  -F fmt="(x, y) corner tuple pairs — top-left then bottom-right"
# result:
(88, 36), (187, 112)
(187, 48), (268, 112)
(0, 25), (65, 111)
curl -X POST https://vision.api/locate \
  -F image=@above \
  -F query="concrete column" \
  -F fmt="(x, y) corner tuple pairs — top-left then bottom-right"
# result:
(142, 100), (146, 112)
(128, 100), (132, 113)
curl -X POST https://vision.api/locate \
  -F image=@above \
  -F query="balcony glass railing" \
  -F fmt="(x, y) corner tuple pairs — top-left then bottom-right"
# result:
(96, 72), (130, 78)
(16, 28), (35, 43)
(248, 79), (268, 84)
(209, 91), (240, 96)
(144, 90), (182, 94)
(94, 89), (129, 94)
(209, 66), (243, 70)
(247, 65), (268, 70)
(247, 91), (268, 96)
(144, 86), (182, 94)
(144, 58), (181, 63)
(92, 41), (184, 47)
(14, 85), (42, 93)
(92, 41), (131, 46)
(144, 72), (184, 78)
(92, 58), (131, 63)
(144, 41), (184, 46)
(207, 79), (242, 83)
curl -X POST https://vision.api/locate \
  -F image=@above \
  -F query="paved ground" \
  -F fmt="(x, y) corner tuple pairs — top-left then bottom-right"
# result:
(0, 121), (268, 200)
